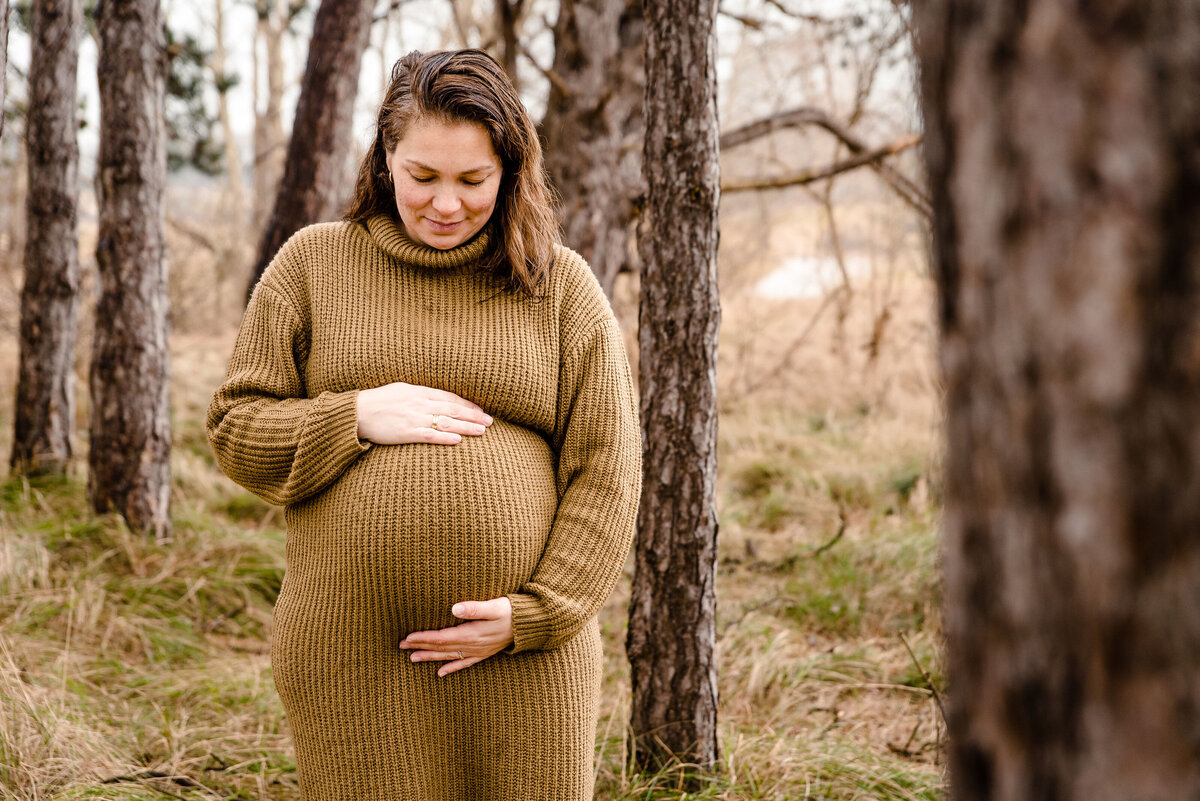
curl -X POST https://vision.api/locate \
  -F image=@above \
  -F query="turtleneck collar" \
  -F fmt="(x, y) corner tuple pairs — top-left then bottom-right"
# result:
(364, 212), (491, 270)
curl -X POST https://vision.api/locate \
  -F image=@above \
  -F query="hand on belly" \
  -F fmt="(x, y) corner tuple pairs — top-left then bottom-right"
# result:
(398, 596), (515, 677)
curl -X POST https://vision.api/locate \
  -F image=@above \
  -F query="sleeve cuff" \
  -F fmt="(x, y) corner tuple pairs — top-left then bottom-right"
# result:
(311, 388), (372, 467)
(504, 592), (553, 654)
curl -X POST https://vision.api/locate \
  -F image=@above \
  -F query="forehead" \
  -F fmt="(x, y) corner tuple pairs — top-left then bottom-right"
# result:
(391, 118), (500, 171)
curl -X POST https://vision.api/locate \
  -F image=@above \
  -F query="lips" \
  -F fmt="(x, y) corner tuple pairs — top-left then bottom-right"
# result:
(425, 219), (463, 231)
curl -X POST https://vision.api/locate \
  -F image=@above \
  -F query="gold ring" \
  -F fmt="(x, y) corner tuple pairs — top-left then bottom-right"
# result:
(431, 414), (440, 430)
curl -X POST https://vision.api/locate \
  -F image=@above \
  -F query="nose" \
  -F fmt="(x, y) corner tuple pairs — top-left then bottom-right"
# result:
(431, 189), (462, 216)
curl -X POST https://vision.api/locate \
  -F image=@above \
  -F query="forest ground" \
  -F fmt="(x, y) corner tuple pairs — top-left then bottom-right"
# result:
(0, 195), (945, 800)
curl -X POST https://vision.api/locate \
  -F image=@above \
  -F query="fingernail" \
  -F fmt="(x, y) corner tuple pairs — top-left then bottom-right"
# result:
(484, 414), (494, 425)
(410, 655), (421, 662)
(451, 603), (464, 616)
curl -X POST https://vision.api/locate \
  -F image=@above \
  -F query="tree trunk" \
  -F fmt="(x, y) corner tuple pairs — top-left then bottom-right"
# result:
(541, 0), (644, 298)
(246, 0), (375, 299)
(252, 0), (287, 235)
(211, 0), (244, 221)
(627, 0), (720, 776)
(913, 2), (1200, 800)
(0, 0), (8, 142)
(11, 0), (82, 477)
(494, 0), (522, 90)
(91, 0), (171, 541)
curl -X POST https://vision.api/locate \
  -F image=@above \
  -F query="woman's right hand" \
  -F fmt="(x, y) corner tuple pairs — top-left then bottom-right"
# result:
(355, 382), (493, 445)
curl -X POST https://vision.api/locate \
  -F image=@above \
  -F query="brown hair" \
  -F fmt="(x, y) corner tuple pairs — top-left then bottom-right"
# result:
(345, 49), (560, 298)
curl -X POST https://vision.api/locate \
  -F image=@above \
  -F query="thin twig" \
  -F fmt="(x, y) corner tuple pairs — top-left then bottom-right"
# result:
(807, 506), (847, 557)
(899, 632), (947, 724)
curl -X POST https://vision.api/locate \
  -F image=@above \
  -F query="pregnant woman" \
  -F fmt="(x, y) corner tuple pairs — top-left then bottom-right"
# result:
(206, 49), (642, 800)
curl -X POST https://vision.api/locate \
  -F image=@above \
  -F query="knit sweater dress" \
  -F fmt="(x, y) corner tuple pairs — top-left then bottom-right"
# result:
(205, 212), (642, 801)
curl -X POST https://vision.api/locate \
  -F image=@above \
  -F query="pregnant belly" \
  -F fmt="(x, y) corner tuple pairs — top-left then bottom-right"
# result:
(276, 419), (559, 638)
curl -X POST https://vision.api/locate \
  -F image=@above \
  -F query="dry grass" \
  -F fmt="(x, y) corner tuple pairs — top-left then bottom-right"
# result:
(0, 188), (944, 799)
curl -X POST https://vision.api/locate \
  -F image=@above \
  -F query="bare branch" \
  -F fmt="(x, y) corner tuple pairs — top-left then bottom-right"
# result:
(761, 0), (835, 24)
(722, 133), (922, 193)
(718, 5), (766, 29)
(721, 108), (930, 215)
(373, 0), (414, 24)
(517, 40), (570, 99)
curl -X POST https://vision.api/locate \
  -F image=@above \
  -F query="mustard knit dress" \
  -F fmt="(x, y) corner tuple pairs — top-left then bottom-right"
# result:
(205, 213), (642, 801)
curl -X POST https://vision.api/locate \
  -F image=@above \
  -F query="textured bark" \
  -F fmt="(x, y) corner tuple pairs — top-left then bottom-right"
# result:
(91, 0), (171, 541)
(541, 0), (643, 298)
(246, 0), (375, 299)
(627, 0), (720, 775)
(252, 0), (287, 234)
(913, 2), (1200, 800)
(11, 0), (82, 477)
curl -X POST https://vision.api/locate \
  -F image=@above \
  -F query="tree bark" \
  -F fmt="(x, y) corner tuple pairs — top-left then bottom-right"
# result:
(541, 0), (644, 298)
(627, 0), (720, 776)
(246, 0), (375, 299)
(913, 2), (1200, 800)
(91, 0), (171, 541)
(11, 0), (83, 477)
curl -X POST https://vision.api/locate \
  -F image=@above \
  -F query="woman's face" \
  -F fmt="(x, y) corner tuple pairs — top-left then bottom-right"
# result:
(384, 118), (503, 250)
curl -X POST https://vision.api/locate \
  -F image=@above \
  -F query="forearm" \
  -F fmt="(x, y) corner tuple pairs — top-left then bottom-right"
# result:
(207, 381), (371, 506)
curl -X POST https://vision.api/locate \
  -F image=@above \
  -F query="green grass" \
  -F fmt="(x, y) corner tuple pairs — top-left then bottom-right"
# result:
(0, 269), (945, 798)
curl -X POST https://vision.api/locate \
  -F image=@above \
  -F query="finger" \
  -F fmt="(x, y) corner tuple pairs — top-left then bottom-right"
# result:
(438, 656), (483, 678)
(431, 401), (493, 428)
(408, 650), (463, 663)
(399, 624), (481, 649)
(415, 427), (464, 446)
(425, 407), (488, 436)
(424, 388), (491, 419)
(451, 599), (503, 620)
(398, 629), (449, 648)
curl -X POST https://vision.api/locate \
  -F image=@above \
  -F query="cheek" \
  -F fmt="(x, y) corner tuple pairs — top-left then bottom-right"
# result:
(395, 187), (431, 210)
(464, 189), (500, 214)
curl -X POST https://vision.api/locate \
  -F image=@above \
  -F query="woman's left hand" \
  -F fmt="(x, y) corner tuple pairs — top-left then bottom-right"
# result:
(398, 596), (514, 677)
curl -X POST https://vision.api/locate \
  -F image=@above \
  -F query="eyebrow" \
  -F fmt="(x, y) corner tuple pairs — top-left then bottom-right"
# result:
(403, 160), (496, 176)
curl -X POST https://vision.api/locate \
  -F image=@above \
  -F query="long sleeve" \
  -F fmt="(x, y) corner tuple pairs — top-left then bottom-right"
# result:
(505, 314), (643, 653)
(206, 276), (373, 507)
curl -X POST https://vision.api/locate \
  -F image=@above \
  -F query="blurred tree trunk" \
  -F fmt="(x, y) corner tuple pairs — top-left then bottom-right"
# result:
(0, 0), (8, 142)
(91, 0), (171, 541)
(252, 0), (287, 234)
(494, 0), (523, 89)
(246, 0), (375, 299)
(211, 0), (244, 221)
(627, 0), (720, 777)
(541, 0), (643, 298)
(914, 2), (1200, 800)
(11, 0), (82, 477)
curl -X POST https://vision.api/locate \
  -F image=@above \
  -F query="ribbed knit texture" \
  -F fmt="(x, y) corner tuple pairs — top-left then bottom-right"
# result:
(205, 213), (642, 800)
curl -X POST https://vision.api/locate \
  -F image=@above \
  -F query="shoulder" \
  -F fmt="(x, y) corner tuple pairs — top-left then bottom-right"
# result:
(257, 220), (362, 312)
(548, 243), (617, 351)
